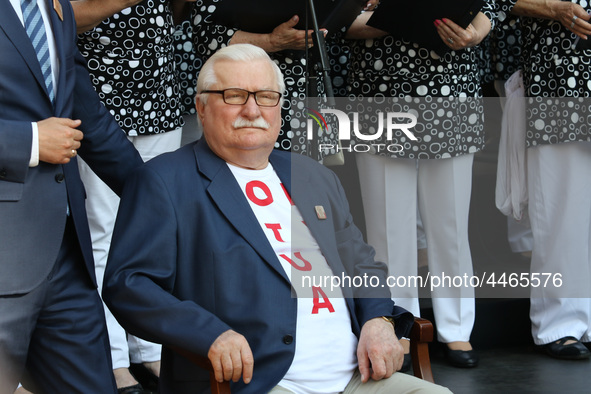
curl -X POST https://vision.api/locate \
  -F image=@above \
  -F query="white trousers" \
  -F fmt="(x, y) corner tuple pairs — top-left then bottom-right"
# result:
(527, 141), (591, 345)
(78, 128), (182, 368)
(356, 153), (476, 343)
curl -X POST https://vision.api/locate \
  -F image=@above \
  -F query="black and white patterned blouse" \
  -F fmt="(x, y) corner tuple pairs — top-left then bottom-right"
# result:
(174, 16), (202, 116)
(77, 0), (184, 136)
(478, 3), (522, 85)
(506, 0), (591, 147)
(346, 1), (497, 160)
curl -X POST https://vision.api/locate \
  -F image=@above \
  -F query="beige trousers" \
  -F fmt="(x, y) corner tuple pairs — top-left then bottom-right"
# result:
(270, 370), (451, 393)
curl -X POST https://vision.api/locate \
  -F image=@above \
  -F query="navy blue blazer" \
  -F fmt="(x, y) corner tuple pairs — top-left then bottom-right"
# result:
(104, 140), (412, 393)
(0, 0), (142, 295)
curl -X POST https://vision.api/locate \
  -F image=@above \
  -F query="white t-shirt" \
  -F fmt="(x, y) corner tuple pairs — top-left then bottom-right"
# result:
(228, 163), (358, 394)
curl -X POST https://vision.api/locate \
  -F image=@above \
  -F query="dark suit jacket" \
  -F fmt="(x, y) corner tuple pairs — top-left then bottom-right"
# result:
(0, 0), (142, 295)
(103, 140), (413, 393)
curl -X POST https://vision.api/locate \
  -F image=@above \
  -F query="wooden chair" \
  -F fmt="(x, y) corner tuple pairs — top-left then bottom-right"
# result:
(171, 317), (434, 393)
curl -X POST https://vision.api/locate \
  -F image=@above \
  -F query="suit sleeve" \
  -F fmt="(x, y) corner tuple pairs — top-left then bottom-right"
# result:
(72, 48), (143, 195)
(56, 0), (142, 195)
(103, 165), (232, 356)
(0, 120), (33, 185)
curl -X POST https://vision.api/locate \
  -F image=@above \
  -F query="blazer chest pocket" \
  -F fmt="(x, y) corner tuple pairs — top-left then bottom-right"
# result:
(0, 181), (23, 201)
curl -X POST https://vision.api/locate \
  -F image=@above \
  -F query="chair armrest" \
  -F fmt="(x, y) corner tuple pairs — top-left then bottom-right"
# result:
(409, 317), (435, 382)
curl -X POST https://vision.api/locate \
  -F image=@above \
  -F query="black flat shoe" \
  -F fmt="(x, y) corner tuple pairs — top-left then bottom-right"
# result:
(543, 336), (591, 360)
(445, 347), (479, 368)
(117, 384), (146, 394)
(400, 353), (411, 372)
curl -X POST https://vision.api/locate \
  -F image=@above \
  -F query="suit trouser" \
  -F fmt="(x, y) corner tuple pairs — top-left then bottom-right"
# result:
(0, 217), (116, 394)
(78, 128), (182, 369)
(527, 141), (591, 345)
(356, 153), (475, 343)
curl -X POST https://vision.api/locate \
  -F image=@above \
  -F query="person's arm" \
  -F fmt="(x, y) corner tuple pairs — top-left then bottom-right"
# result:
(103, 165), (232, 359)
(70, 0), (143, 33)
(435, 11), (492, 51)
(229, 15), (315, 52)
(510, 0), (591, 39)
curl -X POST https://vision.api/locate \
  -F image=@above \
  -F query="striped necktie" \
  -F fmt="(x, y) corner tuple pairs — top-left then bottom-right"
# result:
(21, 0), (54, 103)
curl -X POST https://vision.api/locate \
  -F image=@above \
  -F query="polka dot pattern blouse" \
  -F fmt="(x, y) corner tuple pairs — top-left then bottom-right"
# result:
(346, 0), (497, 159)
(77, 1), (184, 136)
(508, 0), (591, 147)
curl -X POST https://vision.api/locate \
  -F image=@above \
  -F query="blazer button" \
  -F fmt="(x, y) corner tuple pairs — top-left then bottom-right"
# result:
(55, 173), (65, 183)
(282, 335), (293, 345)
(0, 169), (6, 179)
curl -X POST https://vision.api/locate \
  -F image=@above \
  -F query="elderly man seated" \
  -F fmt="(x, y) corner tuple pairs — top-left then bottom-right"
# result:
(103, 43), (450, 394)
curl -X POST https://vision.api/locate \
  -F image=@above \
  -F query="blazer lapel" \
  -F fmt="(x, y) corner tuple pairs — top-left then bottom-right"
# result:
(194, 141), (290, 283)
(0, 0), (51, 103)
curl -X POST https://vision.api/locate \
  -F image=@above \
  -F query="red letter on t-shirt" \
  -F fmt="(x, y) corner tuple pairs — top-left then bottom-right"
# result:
(311, 286), (335, 314)
(279, 252), (312, 271)
(246, 181), (273, 206)
(265, 223), (285, 242)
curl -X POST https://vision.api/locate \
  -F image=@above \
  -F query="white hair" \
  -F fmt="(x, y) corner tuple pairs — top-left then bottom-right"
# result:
(196, 44), (285, 104)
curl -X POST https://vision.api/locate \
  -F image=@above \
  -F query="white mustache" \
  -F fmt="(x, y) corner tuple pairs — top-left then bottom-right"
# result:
(233, 117), (270, 129)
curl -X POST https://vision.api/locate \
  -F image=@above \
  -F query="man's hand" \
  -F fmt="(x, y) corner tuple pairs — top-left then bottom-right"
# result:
(208, 330), (254, 384)
(38, 117), (83, 165)
(357, 317), (403, 383)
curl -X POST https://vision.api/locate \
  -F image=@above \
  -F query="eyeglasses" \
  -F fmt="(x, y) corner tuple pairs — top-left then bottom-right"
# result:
(200, 88), (282, 107)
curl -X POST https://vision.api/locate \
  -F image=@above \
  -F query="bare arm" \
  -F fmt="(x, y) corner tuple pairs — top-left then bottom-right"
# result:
(70, 0), (144, 34)
(435, 11), (492, 51)
(511, 0), (591, 39)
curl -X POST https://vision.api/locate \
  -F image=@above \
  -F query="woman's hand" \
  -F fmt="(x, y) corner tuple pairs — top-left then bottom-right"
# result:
(267, 15), (316, 52)
(511, 0), (591, 40)
(548, 1), (591, 40)
(230, 15), (322, 53)
(364, 0), (380, 11)
(435, 12), (491, 51)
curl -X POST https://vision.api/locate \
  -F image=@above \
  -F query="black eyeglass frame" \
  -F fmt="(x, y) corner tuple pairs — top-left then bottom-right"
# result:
(200, 88), (282, 107)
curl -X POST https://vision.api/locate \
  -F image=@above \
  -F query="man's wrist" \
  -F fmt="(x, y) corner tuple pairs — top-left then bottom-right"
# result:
(381, 316), (395, 331)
